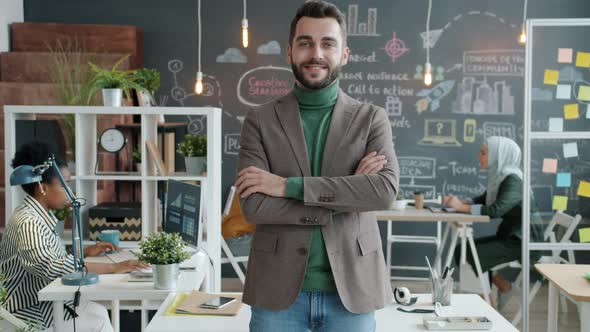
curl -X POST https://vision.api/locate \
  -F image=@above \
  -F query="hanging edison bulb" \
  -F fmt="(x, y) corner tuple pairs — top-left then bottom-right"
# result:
(195, 71), (203, 95)
(423, 63), (432, 87)
(242, 19), (249, 48)
(518, 24), (527, 45)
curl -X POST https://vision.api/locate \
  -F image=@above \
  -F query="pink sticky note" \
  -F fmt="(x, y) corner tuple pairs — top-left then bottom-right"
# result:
(558, 48), (573, 63)
(543, 158), (558, 173)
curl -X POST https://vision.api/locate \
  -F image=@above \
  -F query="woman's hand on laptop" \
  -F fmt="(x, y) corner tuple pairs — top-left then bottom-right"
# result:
(84, 242), (121, 257)
(111, 260), (150, 274)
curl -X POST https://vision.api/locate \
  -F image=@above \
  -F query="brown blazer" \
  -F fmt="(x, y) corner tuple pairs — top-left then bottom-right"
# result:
(237, 89), (399, 314)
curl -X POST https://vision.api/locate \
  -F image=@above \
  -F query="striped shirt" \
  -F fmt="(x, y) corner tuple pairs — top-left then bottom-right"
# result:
(0, 195), (75, 328)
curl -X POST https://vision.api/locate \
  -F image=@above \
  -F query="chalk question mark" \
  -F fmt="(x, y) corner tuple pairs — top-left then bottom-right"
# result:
(436, 122), (444, 134)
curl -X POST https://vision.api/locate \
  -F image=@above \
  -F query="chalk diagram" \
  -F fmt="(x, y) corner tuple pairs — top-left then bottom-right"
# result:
(415, 80), (456, 113)
(343, 4), (380, 37)
(165, 59), (232, 135)
(419, 11), (518, 50)
(398, 156), (437, 199)
(257, 41), (281, 55)
(382, 32), (409, 63)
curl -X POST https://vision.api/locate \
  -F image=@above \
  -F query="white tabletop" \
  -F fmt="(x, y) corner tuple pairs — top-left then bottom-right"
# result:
(146, 293), (516, 332)
(375, 207), (490, 223)
(38, 252), (208, 302)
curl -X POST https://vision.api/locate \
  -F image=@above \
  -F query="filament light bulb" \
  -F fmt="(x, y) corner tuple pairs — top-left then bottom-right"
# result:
(195, 71), (203, 95)
(242, 19), (249, 48)
(424, 63), (432, 87)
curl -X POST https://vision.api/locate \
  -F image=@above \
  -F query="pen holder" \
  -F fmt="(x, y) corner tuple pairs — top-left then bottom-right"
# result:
(431, 276), (453, 306)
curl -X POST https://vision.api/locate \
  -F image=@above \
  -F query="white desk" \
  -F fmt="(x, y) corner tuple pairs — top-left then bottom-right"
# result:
(38, 252), (208, 332)
(536, 263), (590, 332)
(376, 208), (491, 302)
(146, 293), (515, 332)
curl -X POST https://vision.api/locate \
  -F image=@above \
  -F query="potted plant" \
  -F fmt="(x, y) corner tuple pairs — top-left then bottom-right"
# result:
(132, 146), (142, 172)
(392, 190), (407, 210)
(177, 134), (207, 175)
(134, 68), (160, 107)
(87, 54), (141, 107)
(135, 232), (191, 290)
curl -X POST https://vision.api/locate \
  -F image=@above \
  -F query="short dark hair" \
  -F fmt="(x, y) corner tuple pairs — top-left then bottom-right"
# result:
(11, 141), (66, 196)
(289, 1), (347, 46)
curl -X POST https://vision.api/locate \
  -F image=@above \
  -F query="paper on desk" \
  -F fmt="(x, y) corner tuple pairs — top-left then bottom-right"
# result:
(556, 85), (572, 99)
(174, 291), (242, 316)
(558, 48), (573, 63)
(576, 51), (590, 68)
(564, 104), (579, 119)
(577, 181), (590, 198)
(556, 173), (571, 187)
(579, 228), (590, 243)
(563, 142), (578, 158)
(548, 118), (563, 132)
(543, 70), (559, 85)
(542, 158), (558, 173)
(552, 195), (568, 211)
(579, 86), (590, 102)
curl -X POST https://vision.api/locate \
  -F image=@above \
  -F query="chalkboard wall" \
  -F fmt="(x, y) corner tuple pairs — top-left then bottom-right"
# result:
(24, 0), (590, 275)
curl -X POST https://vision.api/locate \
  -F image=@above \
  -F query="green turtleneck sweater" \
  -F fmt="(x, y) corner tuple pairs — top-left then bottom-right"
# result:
(285, 81), (339, 292)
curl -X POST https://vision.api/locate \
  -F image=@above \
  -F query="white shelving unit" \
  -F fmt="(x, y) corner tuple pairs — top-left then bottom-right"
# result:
(4, 105), (222, 291)
(522, 19), (590, 332)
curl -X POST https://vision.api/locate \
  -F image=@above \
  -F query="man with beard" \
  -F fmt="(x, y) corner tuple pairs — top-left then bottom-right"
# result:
(236, 1), (399, 330)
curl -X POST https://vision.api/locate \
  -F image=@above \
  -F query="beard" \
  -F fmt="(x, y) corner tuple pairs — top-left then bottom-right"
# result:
(291, 58), (342, 90)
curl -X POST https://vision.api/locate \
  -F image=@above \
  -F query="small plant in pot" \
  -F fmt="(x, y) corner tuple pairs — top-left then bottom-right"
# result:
(132, 146), (142, 172)
(177, 134), (207, 175)
(135, 232), (191, 290)
(87, 54), (141, 107)
(134, 68), (160, 107)
(392, 189), (407, 210)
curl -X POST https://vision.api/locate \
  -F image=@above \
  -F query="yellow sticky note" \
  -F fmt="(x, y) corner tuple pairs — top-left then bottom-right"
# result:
(552, 195), (568, 210)
(579, 86), (590, 101)
(564, 104), (579, 119)
(544, 69), (559, 85)
(579, 228), (590, 243)
(576, 52), (590, 68)
(578, 181), (590, 198)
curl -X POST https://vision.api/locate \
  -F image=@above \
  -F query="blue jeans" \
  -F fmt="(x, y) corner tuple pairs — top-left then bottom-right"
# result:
(249, 291), (375, 332)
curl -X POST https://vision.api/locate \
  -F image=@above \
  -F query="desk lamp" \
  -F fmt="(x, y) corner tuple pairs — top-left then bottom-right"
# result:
(10, 155), (98, 285)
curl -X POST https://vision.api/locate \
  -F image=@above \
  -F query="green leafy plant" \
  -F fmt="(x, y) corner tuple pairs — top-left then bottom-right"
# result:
(47, 39), (99, 159)
(176, 134), (207, 157)
(0, 274), (8, 306)
(16, 320), (43, 332)
(135, 232), (191, 265)
(52, 207), (71, 221)
(87, 54), (142, 103)
(134, 68), (160, 94)
(396, 189), (404, 200)
(132, 146), (142, 163)
(47, 39), (98, 106)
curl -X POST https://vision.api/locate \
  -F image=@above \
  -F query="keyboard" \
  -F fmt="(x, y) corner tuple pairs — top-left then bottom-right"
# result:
(105, 250), (137, 263)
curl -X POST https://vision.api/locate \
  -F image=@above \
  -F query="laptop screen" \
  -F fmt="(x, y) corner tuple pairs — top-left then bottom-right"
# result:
(164, 180), (202, 248)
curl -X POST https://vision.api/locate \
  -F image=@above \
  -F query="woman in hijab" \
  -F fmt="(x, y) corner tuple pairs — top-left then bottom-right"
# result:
(444, 136), (541, 302)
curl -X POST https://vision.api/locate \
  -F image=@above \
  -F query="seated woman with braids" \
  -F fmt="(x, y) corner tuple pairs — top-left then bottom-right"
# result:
(0, 141), (148, 331)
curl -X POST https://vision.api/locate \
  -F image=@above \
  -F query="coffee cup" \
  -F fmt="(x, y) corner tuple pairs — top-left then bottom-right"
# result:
(99, 229), (120, 249)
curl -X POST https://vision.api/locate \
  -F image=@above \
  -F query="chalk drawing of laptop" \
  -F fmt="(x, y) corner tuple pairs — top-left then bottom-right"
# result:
(418, 119), (462, 146)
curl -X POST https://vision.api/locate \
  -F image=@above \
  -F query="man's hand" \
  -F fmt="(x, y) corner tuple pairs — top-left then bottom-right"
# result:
(355, 151), (387, 175)
(236, 166), (287, 198)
